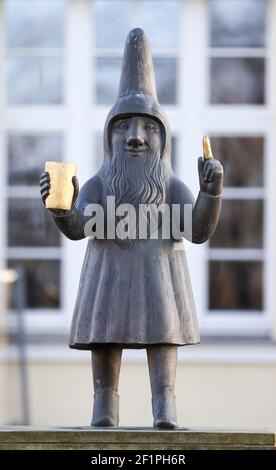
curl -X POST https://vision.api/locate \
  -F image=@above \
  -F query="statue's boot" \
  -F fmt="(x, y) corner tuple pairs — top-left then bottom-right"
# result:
(91, 387), (119, 427)
(91, 345), (122, 427)
(147, 345), (178, 429)
(151, 386), (177, 429)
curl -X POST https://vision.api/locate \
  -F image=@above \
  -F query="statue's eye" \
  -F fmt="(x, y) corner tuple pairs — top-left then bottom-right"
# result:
(118, 121), (128, 130)
(145, 122), (156, 131)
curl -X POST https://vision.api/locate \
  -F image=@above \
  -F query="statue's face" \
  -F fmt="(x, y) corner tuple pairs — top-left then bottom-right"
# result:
(107, 114), (165, 207)
(111, 115), (162, 157)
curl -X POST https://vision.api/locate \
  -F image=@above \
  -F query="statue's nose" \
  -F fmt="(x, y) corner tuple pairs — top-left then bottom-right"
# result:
(126, 135), (145, 149)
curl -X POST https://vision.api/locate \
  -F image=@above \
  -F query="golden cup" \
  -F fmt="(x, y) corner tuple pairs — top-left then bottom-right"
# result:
(45, 161), (77, 211)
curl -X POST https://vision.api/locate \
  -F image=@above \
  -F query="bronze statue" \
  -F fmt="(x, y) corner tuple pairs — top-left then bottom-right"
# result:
(40, 28), (223, 429)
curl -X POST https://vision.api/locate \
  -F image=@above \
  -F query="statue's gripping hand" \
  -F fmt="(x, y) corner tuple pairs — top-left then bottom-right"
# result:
(40, 171), (79, 215)
(198, 156), (223, 196)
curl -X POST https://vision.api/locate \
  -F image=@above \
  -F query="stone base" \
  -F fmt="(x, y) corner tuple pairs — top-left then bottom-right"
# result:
(0, 427), (275, 450)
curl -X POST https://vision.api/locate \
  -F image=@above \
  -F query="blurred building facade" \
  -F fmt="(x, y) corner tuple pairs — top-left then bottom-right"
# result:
(1, 0), (276, 430)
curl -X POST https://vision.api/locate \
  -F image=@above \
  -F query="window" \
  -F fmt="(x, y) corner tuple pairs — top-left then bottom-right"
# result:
(7, 134), (63, 309)
(208, 142), (265, 314)
(0, 0), (275, 341)
(209, 0), (267, 105)
(1, 1), (66, 329)
(6, 0), (65, 104)
(203, 0), (271, 336)
(93, 0), (180, 105)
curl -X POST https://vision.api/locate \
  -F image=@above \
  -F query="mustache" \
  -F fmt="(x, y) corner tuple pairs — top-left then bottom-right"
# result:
(106, 146), (165, 207)
(125, 141), (149, 152)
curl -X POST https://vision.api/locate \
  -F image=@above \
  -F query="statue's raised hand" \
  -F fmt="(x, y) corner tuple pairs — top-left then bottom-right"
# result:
(40, 171), (79, 214)
(198, 156), (223, 196)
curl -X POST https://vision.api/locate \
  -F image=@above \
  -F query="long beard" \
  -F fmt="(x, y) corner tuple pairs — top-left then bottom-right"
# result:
(106, 148), (165, 208)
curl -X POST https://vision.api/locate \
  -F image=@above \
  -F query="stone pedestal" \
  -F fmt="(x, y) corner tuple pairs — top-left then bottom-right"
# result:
(0, 427), (275, 450)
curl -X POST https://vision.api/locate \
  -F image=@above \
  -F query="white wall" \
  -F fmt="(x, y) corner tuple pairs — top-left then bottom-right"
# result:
(1, 351), (276, 432)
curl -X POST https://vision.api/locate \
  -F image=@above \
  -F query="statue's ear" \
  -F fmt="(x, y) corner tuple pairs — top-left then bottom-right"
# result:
(106, 121), (114, 154)
(106, 116), (123, 152)
(159, 123), (166, 157)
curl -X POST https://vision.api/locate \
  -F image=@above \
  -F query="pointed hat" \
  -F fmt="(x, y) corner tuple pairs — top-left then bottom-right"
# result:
(103, 28), (170, 159)
(117, 27), (157, 99)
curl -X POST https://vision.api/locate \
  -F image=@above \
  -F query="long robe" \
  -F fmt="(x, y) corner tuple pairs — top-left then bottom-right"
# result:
(53, 174), (221, 349)
(51, 60), (221, 349)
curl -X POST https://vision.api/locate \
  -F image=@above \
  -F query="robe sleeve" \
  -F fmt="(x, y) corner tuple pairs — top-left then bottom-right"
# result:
(49, 175), (102, 241)
(192, 190), (222, 244)
(170, 177), (222, 244)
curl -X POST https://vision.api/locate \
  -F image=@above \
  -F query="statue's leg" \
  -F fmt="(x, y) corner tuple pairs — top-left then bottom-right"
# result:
(91, 344), (122, 427)
(147, 345), (178, 429)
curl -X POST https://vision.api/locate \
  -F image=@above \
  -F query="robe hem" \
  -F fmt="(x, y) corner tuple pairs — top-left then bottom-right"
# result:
(69, 340), (200, 350)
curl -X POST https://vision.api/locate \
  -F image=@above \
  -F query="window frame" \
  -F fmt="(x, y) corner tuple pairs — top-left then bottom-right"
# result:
(198, 0), (274, 337)
(0, 0), (275, 341)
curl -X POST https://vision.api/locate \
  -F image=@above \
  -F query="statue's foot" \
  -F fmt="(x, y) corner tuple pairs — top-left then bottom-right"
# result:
(91, 416), (117, 427)
(152, 387), (178, 430)
(91, 388), (119, 427)
(153, 418), (177, 430)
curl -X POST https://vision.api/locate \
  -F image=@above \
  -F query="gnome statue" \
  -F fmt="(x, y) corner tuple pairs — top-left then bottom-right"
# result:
(40, 28), (223, 429)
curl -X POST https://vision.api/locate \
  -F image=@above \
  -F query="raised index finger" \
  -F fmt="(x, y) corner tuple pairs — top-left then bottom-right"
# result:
(203, 136), (213, 160)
